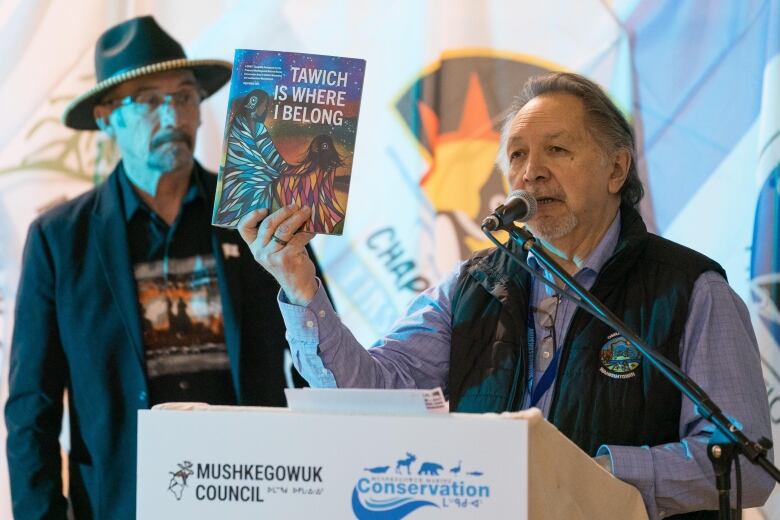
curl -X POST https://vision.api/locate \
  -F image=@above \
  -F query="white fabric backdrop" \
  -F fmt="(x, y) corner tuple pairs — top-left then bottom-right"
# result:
(0, 1), (776, 517)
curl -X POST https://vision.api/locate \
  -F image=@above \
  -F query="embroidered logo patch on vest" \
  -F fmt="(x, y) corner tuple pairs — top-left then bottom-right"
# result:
(599, 332), (641, 379)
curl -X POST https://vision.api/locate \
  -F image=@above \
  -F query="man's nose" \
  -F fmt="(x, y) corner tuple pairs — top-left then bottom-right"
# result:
(521, 151), (549, 184)
(158, 101), (182, 127)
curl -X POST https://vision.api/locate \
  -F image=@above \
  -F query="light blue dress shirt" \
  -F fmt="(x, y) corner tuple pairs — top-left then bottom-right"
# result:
(278, 215), (774, 518)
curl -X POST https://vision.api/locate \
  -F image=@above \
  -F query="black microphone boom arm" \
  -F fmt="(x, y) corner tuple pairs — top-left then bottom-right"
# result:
(480, 221), (779, 520)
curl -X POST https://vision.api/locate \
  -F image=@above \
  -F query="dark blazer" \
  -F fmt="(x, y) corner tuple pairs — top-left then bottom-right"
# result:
(5, 162), (302, 520)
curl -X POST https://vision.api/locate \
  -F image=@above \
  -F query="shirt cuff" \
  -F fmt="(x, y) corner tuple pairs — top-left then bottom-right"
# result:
(598, 444), (658, 518)
(277, 280), (338, 387)
(278, 279), (342, 340)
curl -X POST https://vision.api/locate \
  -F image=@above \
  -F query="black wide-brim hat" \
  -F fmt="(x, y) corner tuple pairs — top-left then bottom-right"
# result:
(62, 16), (231, 130)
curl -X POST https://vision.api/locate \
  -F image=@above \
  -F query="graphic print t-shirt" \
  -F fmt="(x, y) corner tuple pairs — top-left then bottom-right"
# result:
(122, 166), (236, 406)
(135, 254), (235, 404)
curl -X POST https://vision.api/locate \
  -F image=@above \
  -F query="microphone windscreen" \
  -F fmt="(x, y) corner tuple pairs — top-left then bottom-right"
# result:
(505, 190), (537, 222)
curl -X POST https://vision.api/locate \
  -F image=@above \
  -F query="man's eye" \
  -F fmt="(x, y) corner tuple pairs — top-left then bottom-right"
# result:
(177, 90), (196, 104)
(509, 150), (525, 162)
(549, 146), (567, 153)
(135, 93), (162, 107)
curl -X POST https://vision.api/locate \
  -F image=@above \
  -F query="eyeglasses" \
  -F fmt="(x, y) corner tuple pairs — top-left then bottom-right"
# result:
(101, 86), (205, 114)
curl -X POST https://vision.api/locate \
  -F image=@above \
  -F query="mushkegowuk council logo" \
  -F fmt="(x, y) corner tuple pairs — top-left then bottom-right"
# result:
(352, 451), (491, 518)
(167, 461), (195, 500)
(166, 459), (324, 505)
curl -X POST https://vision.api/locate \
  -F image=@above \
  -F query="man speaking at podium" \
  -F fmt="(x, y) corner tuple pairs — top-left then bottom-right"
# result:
(239, 72), (774, 518)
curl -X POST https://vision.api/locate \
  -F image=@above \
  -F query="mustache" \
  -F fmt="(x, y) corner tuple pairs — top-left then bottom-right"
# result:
(151, 129), (193, 149)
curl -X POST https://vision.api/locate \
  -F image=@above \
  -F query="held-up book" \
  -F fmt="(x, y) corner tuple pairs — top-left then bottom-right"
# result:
(212, 49), (366, 234)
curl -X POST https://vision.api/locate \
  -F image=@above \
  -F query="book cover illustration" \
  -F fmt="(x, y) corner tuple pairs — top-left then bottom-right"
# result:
(212, 49), (366, 234)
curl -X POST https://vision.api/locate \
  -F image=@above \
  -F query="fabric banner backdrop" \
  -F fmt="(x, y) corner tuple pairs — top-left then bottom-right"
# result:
(0, 0), (778, 517)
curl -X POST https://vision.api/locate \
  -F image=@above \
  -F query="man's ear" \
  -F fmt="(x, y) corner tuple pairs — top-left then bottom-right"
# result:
(93, 105), (113, 136)
(607, 148), (631, 195)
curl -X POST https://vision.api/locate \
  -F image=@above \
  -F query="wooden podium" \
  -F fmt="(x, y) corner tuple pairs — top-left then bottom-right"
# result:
(137, 404), (647, 519)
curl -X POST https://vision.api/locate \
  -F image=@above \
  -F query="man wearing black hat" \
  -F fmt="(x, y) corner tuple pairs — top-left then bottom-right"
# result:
(5, 16), (312, 520)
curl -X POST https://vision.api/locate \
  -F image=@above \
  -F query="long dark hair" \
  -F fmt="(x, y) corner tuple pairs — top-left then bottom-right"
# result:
(229, 89), (270, 127)
(499, 72), (643, 207)
(293, 134), (345, 174)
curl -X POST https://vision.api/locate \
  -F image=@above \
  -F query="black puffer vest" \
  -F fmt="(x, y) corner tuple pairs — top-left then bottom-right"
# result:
(448, 206), (725, 520)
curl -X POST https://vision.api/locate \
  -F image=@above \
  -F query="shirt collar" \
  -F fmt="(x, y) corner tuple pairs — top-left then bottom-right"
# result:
(527, 211), (622, 277)
(118, 161), (206, 222)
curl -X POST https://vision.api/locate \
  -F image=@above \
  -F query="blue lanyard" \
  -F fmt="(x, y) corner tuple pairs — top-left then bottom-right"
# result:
(526, 300), (562, 408)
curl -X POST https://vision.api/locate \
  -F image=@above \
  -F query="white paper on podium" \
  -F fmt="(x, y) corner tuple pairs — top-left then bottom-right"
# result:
(284, 387), (448, 415)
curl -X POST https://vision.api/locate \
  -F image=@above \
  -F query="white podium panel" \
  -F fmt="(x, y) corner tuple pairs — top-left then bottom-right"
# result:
(137, 407), (528, 519)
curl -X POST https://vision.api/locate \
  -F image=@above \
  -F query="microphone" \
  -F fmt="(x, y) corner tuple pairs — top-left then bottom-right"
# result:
(481, 190), (537, 231)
